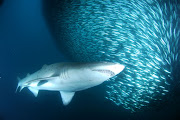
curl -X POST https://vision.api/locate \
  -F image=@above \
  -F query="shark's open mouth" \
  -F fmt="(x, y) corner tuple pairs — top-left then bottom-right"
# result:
(92, 69), (115, 77)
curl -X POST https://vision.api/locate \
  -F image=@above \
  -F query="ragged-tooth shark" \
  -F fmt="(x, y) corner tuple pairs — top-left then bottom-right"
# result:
(16, 62), (125, 105)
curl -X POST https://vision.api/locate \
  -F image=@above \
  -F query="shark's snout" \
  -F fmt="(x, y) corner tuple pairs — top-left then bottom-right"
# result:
(112, 63), (125, 75)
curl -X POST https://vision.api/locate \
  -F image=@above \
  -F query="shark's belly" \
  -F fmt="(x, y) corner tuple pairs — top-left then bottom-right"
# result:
(38, 76), (101, 92)
(55, 79), (100, 92)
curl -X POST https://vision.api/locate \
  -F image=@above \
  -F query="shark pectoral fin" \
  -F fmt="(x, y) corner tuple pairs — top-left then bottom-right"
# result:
(28, 87), (39, 97)
(60, 91), (75, 105)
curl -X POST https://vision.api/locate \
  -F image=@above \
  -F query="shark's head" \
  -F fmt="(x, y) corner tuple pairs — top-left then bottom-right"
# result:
(72, 62), (125, 86)
(89, 62), (125, 78)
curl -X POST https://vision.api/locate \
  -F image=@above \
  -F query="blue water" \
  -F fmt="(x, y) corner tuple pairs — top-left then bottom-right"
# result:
(0, 0), (180, 120)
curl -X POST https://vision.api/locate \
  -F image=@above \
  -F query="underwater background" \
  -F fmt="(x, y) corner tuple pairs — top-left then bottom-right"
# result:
(0, 0), (180, 120)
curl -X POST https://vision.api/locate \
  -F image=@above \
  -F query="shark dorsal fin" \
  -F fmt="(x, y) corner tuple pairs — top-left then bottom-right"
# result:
(17, 77), (21, 81)
(42, 64), (47, 69)
(28, 87), (39, 97)
(60, 91), (75, 105)
(26, 73), (30, 77)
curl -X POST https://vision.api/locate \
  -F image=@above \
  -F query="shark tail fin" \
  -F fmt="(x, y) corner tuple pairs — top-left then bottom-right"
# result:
(15, 77), (22, 93)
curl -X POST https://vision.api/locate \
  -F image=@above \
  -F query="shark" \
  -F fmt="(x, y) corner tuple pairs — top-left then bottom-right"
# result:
(16, 62), (125, 105)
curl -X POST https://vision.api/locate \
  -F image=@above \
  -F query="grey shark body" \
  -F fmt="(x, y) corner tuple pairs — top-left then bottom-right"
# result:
(17, 62), (125, 105)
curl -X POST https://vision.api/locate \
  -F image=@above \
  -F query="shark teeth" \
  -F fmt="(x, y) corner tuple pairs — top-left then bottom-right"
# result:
(92, 69), (115, 77)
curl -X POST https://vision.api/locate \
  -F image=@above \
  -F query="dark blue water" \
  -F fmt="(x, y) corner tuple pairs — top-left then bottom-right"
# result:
(0, 0), (180, 120)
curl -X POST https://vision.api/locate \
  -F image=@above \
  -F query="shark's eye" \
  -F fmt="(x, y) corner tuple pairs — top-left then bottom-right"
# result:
(37, 80), (48, 86)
